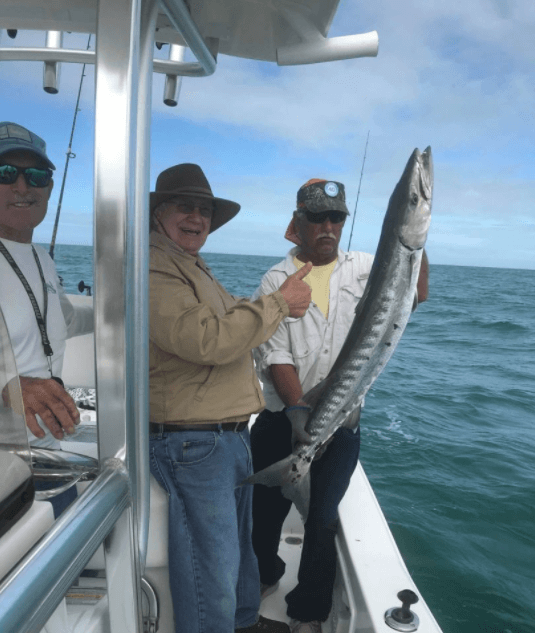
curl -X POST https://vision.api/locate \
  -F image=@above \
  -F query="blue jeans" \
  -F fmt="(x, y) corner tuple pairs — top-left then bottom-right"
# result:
(149, 426), (261, 633)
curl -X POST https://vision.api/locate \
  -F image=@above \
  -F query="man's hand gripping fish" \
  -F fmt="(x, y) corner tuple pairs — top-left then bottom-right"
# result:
(246, 147), (433, 521)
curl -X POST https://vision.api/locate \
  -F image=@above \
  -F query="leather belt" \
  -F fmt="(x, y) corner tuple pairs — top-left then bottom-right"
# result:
(149, 421), (248, 434)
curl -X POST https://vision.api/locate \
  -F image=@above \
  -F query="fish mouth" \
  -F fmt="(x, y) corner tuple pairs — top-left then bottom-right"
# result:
(398, 146), (433, 251)
(418, 147), (433, 201)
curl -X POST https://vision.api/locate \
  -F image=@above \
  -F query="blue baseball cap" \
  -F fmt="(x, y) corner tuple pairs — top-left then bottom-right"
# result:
(0, 122), (56, 170)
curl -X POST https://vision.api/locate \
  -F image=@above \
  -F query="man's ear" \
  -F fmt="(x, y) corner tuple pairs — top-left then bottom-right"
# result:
(284, 216), (302, 246)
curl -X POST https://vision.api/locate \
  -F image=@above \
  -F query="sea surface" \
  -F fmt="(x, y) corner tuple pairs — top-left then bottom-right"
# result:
(50, 244), (535, 633)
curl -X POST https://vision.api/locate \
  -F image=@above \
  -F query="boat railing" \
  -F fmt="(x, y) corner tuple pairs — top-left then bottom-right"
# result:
(0, 38), (218, 76)
(0, 0), (218, 109)
(0, 461), (130, 633)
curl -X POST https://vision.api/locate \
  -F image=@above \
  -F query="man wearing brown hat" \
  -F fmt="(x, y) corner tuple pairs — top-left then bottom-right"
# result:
(148, 163), (313, 633)
(249, 178), (429, 633)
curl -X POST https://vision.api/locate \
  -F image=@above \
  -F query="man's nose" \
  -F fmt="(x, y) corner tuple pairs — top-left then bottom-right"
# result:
(190, 207), (204, 220)
(322, 219), (334, 231)
(12, 172), (30, 194)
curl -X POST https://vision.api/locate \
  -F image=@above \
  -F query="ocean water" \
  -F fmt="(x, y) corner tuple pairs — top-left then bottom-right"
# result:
(50, 244), (535, 633)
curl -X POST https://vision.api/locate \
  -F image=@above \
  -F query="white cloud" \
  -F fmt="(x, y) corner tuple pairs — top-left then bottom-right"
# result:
(1, 0), (533, 268)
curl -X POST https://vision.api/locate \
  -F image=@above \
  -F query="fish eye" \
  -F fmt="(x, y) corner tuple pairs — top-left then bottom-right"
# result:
(410, 192), (419, 205)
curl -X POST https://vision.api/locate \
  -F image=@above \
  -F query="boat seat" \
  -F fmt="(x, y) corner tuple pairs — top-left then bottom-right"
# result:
(83, 473), (168, 569)
(62, 295), (95, 389)
(63, 297), (170, 568)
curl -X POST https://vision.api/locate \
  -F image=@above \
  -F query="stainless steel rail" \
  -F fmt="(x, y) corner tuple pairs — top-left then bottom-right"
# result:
(92, 0), (157, 627)
(131, 0), (159, 576)
(159, 0), (217, 76)
(0, 0), (217, 78)
(0, 48), (94, 64)
(0, 47), (215, 77)
(0, 460), (130, 633)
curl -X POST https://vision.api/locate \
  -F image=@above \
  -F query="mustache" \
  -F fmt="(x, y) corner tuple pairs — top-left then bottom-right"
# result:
(12, 196), (38, 204)
(317, 232), (337, 240)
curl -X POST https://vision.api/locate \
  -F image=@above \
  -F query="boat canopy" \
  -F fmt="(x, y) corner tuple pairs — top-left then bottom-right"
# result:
(1, 0), (378, 68)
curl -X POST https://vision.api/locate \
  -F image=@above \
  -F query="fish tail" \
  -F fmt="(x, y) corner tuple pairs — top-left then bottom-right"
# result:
(245, 454), (301, 488)
(245, 454), (312, 521)
(281, 469), (311, 522)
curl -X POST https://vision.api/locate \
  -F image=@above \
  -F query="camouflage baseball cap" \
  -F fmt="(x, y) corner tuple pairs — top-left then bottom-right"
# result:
(0, 122), (56, 169)
(296, 178), (349, 215)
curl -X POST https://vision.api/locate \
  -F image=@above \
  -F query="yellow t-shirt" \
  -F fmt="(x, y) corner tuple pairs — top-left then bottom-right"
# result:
(293, 256), (337, 319)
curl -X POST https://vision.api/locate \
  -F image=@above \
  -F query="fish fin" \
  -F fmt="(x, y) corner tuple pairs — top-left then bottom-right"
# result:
(409, 250), (422, 312)
(281, 470), (311, 522)
(245, 454), (312, 522)
(245, 453), (302, 489)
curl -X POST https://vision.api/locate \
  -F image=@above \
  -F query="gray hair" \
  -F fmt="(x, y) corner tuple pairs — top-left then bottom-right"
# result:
(150, 199), (171, 232)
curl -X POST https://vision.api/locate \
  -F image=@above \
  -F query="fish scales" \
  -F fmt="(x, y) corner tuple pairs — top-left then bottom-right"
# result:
(246, 147), (433, 520)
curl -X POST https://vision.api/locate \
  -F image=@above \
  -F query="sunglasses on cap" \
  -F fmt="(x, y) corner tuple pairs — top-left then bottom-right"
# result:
(304, 210), (347, 224)
(0, 164), (53, 188)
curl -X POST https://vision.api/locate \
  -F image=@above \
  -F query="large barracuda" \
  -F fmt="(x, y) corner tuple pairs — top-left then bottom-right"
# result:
(247, 147), (433, 520)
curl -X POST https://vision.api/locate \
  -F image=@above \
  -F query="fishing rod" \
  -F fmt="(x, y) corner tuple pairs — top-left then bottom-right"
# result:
(49, 34), (92, 260)
(347, 130), (370, 251)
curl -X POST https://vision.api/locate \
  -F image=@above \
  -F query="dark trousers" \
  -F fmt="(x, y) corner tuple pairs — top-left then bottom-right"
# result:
(251, 409), (361, 623)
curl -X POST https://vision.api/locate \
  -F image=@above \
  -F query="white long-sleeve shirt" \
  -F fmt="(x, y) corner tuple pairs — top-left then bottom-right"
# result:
(251, 247), (374, 412)
(0, 238), (93, 448)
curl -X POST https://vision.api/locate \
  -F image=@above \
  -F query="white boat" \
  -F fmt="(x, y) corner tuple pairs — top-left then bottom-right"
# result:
(0, 2), (443, 632)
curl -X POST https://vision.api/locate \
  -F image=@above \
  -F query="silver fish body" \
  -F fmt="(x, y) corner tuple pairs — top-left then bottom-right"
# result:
(247, 147), (433, 520)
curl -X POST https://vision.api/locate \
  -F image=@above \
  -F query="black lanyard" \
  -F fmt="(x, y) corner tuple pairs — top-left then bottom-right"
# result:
(0, 241), (55, 377)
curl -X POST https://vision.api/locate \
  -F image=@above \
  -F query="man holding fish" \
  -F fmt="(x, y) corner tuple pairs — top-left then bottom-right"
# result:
(250, 157), (431, 633)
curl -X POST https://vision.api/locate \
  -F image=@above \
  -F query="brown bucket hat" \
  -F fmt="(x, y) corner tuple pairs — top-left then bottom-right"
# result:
(150, 163), (241, 233)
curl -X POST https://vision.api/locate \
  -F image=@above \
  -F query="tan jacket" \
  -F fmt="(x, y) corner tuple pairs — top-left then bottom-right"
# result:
(149, 231), (290, 424)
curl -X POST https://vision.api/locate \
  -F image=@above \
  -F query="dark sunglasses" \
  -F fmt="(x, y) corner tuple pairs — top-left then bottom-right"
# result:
(0, 164), (53, 188)
(304, 210), (346, 224)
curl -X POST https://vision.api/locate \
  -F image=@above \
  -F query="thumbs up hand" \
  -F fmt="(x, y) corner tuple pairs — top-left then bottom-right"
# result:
(279, 261), (313, 318)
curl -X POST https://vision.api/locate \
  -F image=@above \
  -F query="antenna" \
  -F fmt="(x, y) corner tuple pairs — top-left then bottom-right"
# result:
(49, 35), (92, 260)
(347, 131), (370, 251)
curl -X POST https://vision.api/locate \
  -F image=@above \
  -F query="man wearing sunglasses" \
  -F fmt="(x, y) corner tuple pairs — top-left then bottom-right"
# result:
(249, 178), (429, 633)
(0, 122), (93, 516)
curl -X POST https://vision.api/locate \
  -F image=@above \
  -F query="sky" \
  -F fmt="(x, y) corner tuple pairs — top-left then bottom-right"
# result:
(1, 0), (534, 270)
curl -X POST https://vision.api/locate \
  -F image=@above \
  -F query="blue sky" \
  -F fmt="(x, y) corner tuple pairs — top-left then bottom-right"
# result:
(1, 0), (534, 269)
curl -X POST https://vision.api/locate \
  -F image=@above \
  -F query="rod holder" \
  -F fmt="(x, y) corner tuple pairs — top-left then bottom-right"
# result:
(163, 44), (186, 106)
(43, 31), (63, 94)
(276, 8), (378, 66)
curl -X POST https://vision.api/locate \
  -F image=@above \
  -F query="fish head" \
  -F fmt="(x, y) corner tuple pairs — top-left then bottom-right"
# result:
(390, 147), (433, 251)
